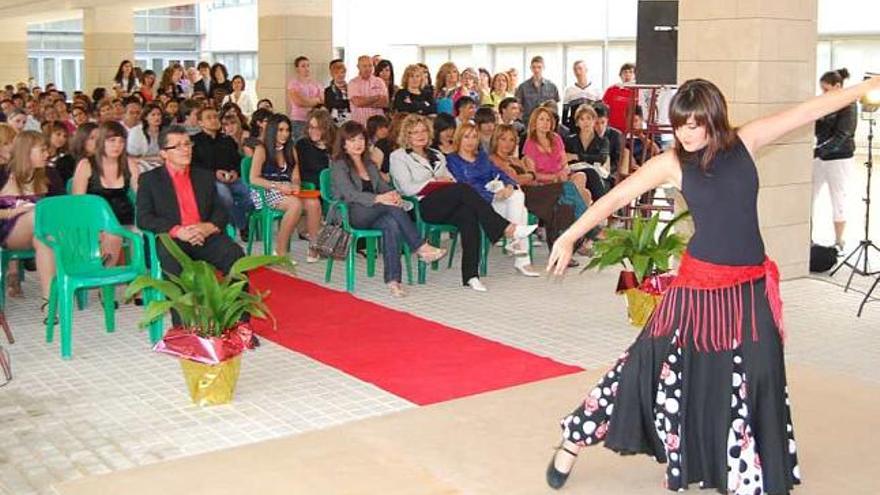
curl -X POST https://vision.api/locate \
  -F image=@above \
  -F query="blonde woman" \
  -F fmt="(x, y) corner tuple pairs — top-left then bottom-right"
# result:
(389, 114), (536, 290)
(482, 72), (512, 110)
(523, 106), (591, 206)
(0, 131), (60, 317)
(392, 65), (436, 116)
(446, 123), (540, 277)
(434, 62), (459, 116)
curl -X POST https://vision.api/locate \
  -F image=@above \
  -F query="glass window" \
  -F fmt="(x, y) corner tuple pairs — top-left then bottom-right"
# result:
(240, 54), (256, 79)
(423, 47), (450, 79)
(525, 45), (563, 90)
(606, 42), (636, 88)
(152, 58), (165, 73)
(450, 46), (473, 72)
(42, 58), (55, 86)
(28, 58), (39, 81)
(565, 44), (605, 92)
(494, 46), (525, 83)
(61, 59), (77, 93)
(816, 41), (832, 93)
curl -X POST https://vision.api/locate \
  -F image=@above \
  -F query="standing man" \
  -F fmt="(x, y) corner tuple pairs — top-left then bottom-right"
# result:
(515, 56), (560, 123)
(602, 63), (636, 134)
(563, 60), (602, 129)
(191, 107), (254, 240)
(348, 55), (388, 126)
(287, 56), (324, 141)
(193, 61), (212, 97)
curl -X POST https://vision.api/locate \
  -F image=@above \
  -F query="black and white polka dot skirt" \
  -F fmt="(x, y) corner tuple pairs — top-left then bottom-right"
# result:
(560, 279), (801, 494)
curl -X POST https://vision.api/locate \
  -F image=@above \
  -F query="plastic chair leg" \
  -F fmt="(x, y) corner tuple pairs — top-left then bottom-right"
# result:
(325, 256), (334, 283)
(479, 230), (489, 277)
(262, 213), (274, 255)
(345, 243), (356, 293)
(366, 237), (376, 278)
(403, 245), (413, 285)
(101, 285), (116, 333)
(45, 279), (58, 343)
(75, 289), (88, 311)
(417, 258), (427, 284)
(59, 284), (73, 360)
(246, 216), (258, 255)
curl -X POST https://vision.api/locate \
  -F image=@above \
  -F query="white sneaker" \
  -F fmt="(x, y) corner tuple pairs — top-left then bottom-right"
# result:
(465, 277), (488, 292)
(515, 265), (541, 277)
(512, 224), (538, 240)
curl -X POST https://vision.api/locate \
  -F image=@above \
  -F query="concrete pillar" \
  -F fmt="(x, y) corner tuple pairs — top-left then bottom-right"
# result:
(678, 0), (818, 279)
(257, 0), (332, 113)
(0, 19), (29, 88)
(83, 5), (134, 91)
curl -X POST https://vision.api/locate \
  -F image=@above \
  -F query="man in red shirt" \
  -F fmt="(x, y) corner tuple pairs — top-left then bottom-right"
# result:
(602, 63), (636, 134)
(136, 125), (244, 281)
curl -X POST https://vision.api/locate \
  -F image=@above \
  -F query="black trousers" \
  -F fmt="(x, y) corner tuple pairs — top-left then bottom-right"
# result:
(419, 183), (508, 283)
(157, 233), (245, 326)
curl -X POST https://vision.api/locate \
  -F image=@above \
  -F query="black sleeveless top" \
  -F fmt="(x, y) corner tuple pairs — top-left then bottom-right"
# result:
(87, 174), (134, 226)
(680, 136), (765, 266)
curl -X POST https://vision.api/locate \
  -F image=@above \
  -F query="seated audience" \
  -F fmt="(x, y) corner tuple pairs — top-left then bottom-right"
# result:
(522, 107), (591, 206)
(564, 104), (612, 200)
(432, 113), (457, 155)
(295, 108), (333, 187)
(389, 114), (536, 292)
(221, 75), (254, 118)
(366, 115), (392, 177)
(454, 96), (477, 125)
(592, 102), (623, 182)
(248, 114), (321, 261)
(482, 72), (512, 110)
(127, 102), (165, 173)
(434, 62), (459, 116)
(446, 123), (538, 277)
(221, 111), (248, 153)
(474, 107), (497, 154)
(330, 120), (446, 298)
(44, 121), (76, 184)
(191, 107), (253, 239)
(71, 122), (138, 267)
(70, 122), (99, 165)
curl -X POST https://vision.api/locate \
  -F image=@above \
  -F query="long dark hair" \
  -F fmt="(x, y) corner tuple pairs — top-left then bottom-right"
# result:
(211, 63), (229, 85)
(140, 103), (165, 144)
(90, 121), (130, 181)
(70, 122), (99, 163)
(113, 60), (136, 92)
(263, 113), (295, 171)
(375, 60), (396, 100)
(332, 120), (370, 167)
(668, 78), (737, 171)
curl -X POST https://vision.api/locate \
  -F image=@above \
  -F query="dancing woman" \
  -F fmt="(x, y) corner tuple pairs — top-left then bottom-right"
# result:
(544, 76), (880, 494)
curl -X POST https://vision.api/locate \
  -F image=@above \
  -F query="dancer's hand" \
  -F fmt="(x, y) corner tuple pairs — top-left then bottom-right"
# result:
(547, 232), (576, 277)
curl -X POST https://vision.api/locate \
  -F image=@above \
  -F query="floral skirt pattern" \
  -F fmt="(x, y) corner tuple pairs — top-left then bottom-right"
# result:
(560, 279), (801, 494)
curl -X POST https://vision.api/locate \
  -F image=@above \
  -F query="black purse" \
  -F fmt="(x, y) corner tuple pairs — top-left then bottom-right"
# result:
(314, 208), (351, 260)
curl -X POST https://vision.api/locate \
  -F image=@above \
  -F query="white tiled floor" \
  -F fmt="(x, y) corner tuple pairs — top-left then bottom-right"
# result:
(0, 157), (878, 494)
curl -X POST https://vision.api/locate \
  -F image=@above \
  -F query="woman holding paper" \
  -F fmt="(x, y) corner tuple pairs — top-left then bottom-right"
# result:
(389, 114), (537, 291)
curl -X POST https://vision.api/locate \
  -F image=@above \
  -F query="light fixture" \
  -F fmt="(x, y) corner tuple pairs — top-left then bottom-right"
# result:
(862, 72), (880, 113)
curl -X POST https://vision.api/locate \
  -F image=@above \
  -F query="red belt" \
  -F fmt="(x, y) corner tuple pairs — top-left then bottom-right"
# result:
(649, 251), (784, 352)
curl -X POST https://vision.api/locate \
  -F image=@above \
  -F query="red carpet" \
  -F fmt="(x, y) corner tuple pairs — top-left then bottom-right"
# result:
(249, 268), (582, 405)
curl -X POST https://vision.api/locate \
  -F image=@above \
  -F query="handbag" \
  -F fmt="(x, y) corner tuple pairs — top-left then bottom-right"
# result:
(314, 208), (351, 260)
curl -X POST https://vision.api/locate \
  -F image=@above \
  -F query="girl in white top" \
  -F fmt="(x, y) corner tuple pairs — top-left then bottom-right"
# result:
(221, 75), (255, 118)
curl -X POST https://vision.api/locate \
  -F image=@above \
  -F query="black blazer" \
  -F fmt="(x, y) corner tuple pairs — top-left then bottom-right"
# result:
(193, 79), (211, 97)
(136, 165), (228, 234)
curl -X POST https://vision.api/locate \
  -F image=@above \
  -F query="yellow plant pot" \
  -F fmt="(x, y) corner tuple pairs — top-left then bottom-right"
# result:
(179, 355), (242, 406)
(622, 288), (663, 328)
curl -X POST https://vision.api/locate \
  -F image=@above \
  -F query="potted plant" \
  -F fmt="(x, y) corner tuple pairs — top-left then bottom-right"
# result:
(125, 234), (291, 406)
(585, 212), (690, 327)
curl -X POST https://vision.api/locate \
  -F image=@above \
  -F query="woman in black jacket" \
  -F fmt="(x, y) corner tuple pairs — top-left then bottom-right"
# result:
(813, 68), (857, 250)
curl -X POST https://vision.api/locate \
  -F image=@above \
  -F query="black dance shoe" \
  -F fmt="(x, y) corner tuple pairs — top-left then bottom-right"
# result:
(546, 443), (579, 490)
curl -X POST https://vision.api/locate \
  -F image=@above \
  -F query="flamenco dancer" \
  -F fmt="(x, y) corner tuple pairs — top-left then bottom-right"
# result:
(544, 75), (880, 494)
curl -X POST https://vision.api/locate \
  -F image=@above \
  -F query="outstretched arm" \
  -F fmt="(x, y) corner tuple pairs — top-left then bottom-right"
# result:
(547, 149), (681, 275)
(739, 76), (880, 155)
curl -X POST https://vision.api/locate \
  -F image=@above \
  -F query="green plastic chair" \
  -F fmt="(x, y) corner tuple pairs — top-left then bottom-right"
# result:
(35, 195), (147, 359)
(319, 169), (412, 292)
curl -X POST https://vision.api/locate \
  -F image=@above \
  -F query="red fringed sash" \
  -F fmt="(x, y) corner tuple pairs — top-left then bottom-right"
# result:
(649, 252), (784, 352)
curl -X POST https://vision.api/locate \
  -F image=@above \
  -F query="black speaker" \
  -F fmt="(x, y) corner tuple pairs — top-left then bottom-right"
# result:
(636, 0), (678, 85)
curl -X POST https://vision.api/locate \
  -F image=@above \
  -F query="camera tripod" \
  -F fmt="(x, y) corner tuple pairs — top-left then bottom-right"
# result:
(829, 115), (880, 315)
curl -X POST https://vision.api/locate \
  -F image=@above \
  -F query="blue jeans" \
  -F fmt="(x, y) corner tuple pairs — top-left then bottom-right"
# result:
(215, 179), (254, 230)
(348, 203), (423, 283)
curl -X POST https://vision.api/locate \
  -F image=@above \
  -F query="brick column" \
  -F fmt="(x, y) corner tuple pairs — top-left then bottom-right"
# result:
(257, 0), (332, 113)
(678, 0), (818, 279)
(83, 5), (134, 91)
(0, 20), (28, 88)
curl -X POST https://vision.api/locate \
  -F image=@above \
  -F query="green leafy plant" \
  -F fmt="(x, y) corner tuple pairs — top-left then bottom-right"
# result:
(124, 234), (293, 338)
(585, 211), (691, 283)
